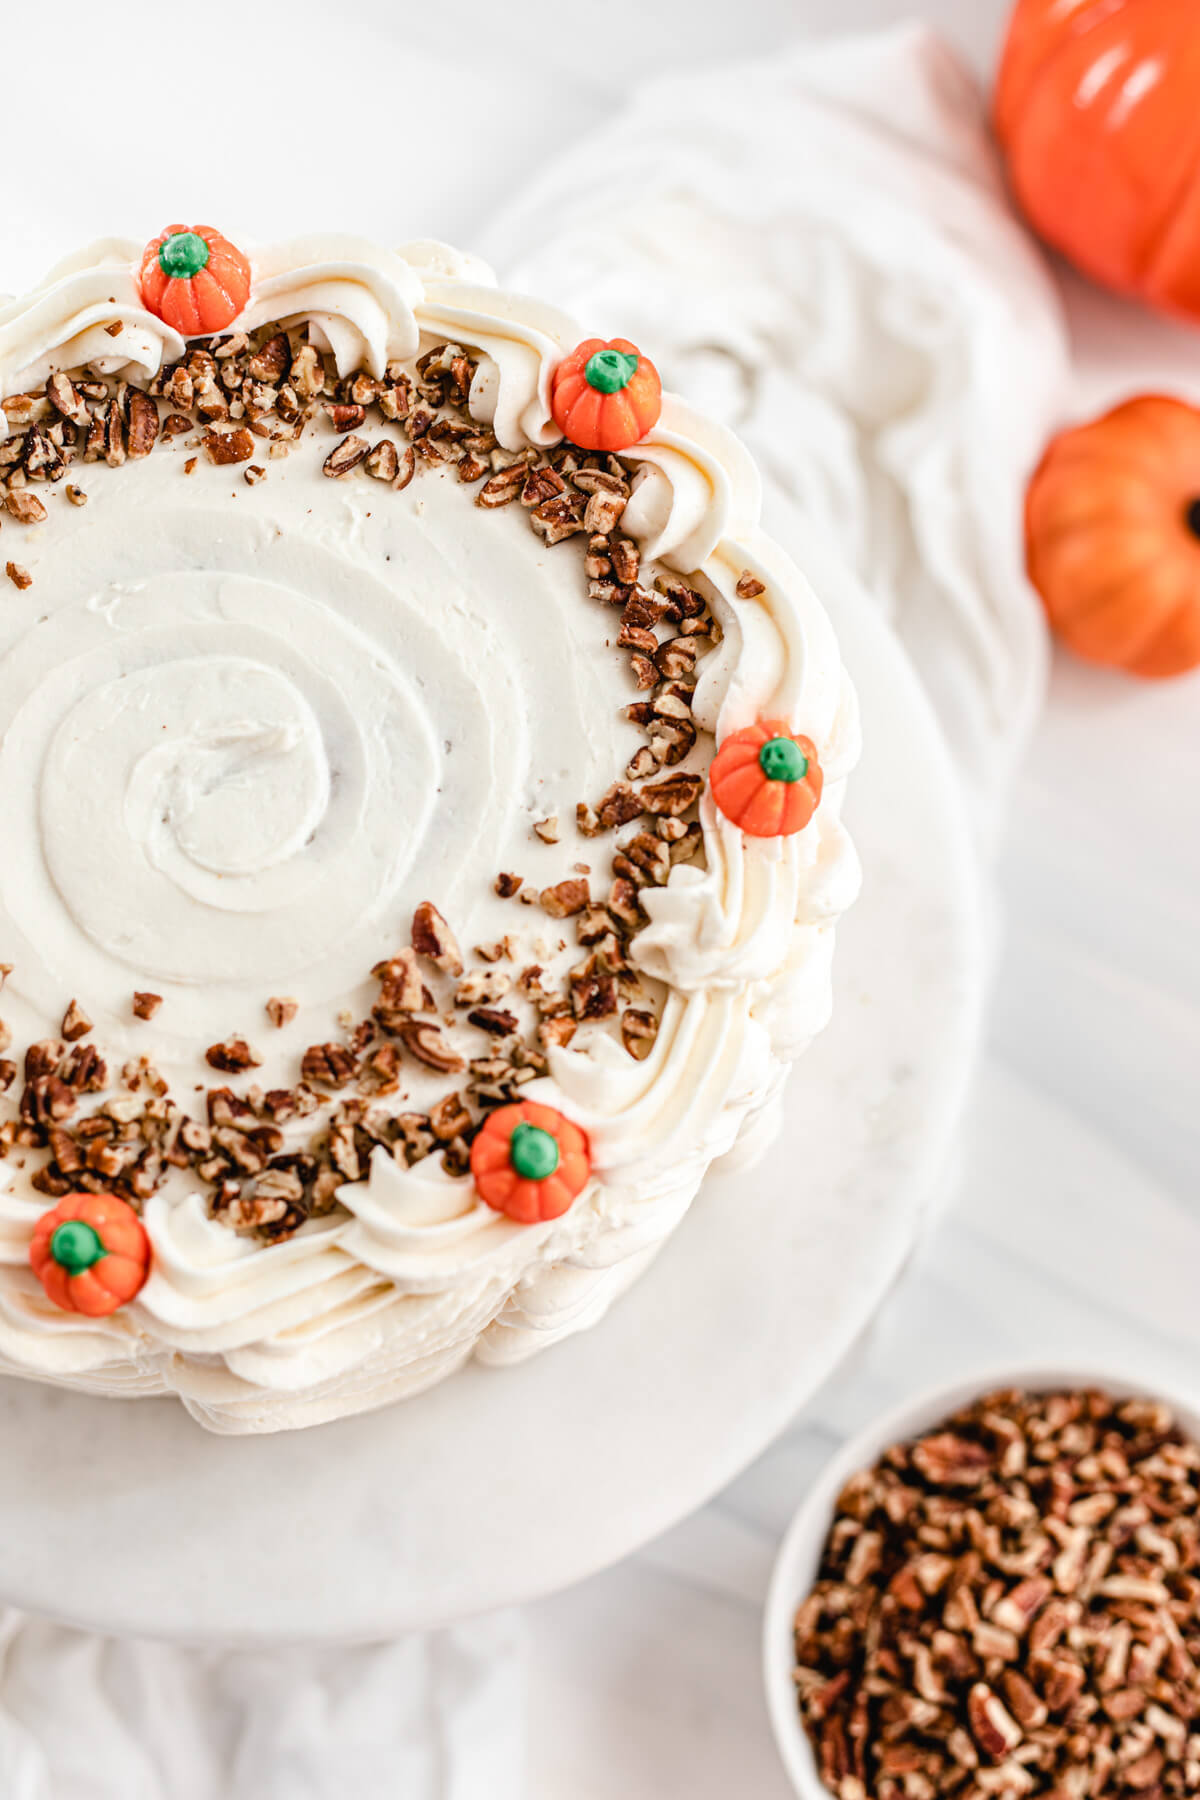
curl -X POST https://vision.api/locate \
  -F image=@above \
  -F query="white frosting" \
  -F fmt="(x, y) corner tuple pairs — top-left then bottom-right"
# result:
(0, 234), (860, 1432)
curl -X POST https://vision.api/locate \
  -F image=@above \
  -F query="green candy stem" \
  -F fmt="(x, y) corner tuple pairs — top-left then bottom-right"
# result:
(584, 348), (639, 395)
(158, 231), (211, 281)
(758, 736), (809, 784)
(509, 1122), (560, 1181)
(50, 1219), (107, 1275)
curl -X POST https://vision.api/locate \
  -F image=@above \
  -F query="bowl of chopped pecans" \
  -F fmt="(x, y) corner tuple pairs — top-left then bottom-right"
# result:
(763, 1365), (1200, 1799)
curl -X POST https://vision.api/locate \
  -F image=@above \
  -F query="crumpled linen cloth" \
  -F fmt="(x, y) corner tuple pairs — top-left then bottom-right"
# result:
(481, 22), (1070, 846)
(0, 1609), (524, 1800)
(0, 24), (1070, 1800)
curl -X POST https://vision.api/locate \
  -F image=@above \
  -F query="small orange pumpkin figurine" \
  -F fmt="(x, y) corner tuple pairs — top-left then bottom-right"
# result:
(470, 1101), (591, 1224)
(139, 224), (251, 337)
(1026, 395), (1200, 678)
(710, 719), (823, 838)
(30, 1192), (151, 1318)
(551, 338), (662, 453)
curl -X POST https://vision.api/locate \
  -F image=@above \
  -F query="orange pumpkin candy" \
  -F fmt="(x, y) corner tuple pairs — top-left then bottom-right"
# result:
(1025, 394), (1200, 678)
(995, 0), (1200, 323)
(551, 338), (662, 453)
(470, 1101), (591, 1224)
(139, 224), (251, 337)
(710, 719), (823, 837)
(29, 1192), (151, 1317)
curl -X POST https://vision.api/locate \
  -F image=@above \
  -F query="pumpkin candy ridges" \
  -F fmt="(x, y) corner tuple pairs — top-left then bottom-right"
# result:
(710, 721), (823, 838)
(551, 336), (662, 452)
(30, 1192), (151, 1316)
(471, 1101), (591, 1223)
(139, 224), (251, 337)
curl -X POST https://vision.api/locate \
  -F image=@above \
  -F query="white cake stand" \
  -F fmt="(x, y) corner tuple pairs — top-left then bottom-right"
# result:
(0, 529), (984, 1644)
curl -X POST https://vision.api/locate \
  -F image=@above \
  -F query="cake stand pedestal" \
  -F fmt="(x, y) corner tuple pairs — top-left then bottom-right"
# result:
(0, 530), (984, 1643)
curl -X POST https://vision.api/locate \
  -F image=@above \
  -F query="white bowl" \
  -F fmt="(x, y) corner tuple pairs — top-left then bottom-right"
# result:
(762, 1361), (1200, 1800)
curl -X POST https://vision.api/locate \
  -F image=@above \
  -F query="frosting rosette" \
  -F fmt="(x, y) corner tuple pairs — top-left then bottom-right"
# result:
(0, 231), (860, 1432)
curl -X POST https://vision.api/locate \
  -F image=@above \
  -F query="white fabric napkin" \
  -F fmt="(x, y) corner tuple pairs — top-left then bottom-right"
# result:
(0, 1609), (525, 1800)
(481, 22), (1070, 846)
(0, 23), (1069, 1800)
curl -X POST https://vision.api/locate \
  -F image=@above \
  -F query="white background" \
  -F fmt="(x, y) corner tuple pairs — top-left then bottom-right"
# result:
(3, 1), (1200, 1794)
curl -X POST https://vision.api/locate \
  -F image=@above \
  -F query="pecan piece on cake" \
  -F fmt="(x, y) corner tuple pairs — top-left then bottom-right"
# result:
(540, 879), (589, 918)
(372, 948), (428, 1016)
(124, 389), (160, 458)
(638, 772), (704, 817)
(396, 1021), (465, 1075)
(322, 432), (369, 477)
(411, 902), (463, 977)
(300, 1043), (358, 1089)
(621, 1009), (659, 1061)
(205, 1037), (262, 1073)
(60, 999), (93, 1042)
(203, 426), (254, 466)
(5, 491), (47, 524)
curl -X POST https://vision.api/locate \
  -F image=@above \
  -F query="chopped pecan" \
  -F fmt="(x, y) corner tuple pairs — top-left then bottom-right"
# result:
(5, 490), (46, 524)
(205, 1037), (261, 1073)
(537, 1014), (577, 1051)
(621, 1009), (659, 1060)
(248, 333), (291, 384)
(203, 426), (254, 465)
(60, 998), (92, 1042)
(429, 1091), (472, 1142)
(396, 1021), (464, 1074)
(468, 1007), (518, 1037)
(455, 968), (512, 1006)
(639, 772), (703, 817)
(300, 1043), (358, 1088)
(46, 371), (89, 426)
(365, 439), (399, 482)
(411, 902), (463, 977)
(324, 402), (366, 432)
(124, 389), (160, 457)
(372, 948), (427, 1015)
(24, 423), (65, 482)
(323, 432), (369, 477)
(540, 879), (589, 918)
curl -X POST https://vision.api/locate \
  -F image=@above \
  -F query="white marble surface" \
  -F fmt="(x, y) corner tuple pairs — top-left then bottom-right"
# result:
(2, 0), (1199, 1790)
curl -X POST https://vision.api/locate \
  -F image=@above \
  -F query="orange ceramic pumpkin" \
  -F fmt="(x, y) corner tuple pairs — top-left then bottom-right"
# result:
(709, 719), (823, 838)
(996, 0), (1200, 322)
(29, 1192), (151, 1317)
(139, 224), (251, 336)
(551, 338), (662, 452)
(1025, 394), (1200, 677)
(470, 1101), (591, 1224)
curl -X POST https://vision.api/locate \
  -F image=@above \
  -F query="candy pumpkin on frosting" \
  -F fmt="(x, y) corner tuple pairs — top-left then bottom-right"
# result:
(551, 338), (662, 452)
(470, 1101), (591, 1224)
(30, 1192), (151, 1317)
(139, 224), (251, 337)
(709, 719), (823, 837)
